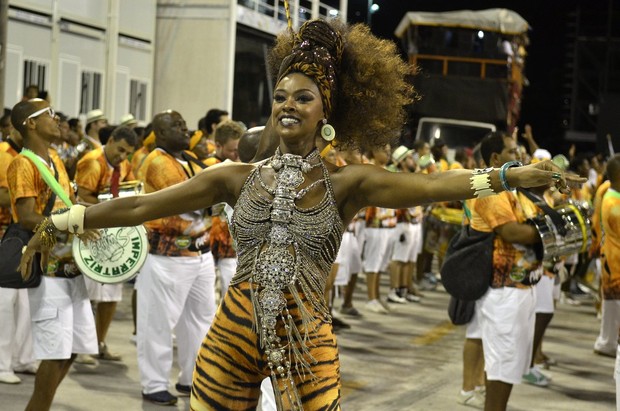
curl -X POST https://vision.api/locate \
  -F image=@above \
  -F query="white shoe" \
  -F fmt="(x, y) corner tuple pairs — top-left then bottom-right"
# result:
(14, 363), (38, 374)
(0, 372), (21, 384)
(74, 354), (97, 365)
(405, 293), (422, 303)
(366, 299), (389, 314)
(457, 389), (484, 408)
(387, 289), (407, 304)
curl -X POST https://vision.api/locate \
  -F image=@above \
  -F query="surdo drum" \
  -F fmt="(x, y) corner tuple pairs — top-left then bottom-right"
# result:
(72, 181), (148, 283)
(528, 201), (591, 262)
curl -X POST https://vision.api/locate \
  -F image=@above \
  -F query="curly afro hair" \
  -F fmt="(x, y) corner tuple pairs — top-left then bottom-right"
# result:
(268, 20), (416, 151)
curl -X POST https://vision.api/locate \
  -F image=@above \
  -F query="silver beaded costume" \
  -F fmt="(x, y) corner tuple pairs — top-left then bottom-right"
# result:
(229, 148), (343, 410)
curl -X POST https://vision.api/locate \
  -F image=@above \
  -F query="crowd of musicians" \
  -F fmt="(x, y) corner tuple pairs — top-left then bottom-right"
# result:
(0, 92), (617, 410)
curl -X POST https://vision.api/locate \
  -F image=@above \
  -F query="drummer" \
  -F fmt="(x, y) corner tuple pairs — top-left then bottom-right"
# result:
(74, 125), (137, 363)
(8, 99), (98, 410)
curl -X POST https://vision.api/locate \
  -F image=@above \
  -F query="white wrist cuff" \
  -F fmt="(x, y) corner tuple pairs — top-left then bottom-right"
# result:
(50, 209), (70, 231)
(67, 204), (86, 234)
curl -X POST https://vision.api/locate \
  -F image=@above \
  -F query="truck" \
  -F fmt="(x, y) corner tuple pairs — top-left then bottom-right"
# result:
(395, 8), (530, 156)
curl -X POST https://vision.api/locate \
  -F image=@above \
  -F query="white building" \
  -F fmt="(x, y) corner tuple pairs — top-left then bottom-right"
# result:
(2, 0), (347, 129)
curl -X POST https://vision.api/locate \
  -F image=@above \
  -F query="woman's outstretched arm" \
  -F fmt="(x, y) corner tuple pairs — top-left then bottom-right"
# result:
(83, 162), (252, 229)
(341, 160), (581, 213)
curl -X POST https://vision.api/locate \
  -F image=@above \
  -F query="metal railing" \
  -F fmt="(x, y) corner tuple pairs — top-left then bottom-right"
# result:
(238, 0), (340, 27)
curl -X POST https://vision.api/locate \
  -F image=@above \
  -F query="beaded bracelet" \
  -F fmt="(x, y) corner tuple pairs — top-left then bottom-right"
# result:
(499, 161), (523, 191)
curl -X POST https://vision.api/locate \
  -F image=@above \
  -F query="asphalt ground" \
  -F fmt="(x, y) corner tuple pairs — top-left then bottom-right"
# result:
(0, 276), (615, 411)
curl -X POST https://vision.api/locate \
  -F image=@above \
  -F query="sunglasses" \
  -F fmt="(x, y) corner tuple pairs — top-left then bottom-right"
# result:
(22, 107), (56, 125)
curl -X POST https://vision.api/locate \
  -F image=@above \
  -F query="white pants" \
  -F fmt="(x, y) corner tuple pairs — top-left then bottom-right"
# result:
(615, 344), (620, 411)
(217, 257), (237, 298)
(595, 300), (620, 354)
(28, 276), (98, 359)
(334, 232), (362, 286)
(260, 377), (277, 411)
(478, 287), (535, 385)
(84, 276), (123, 302)
(363, 228), (390, 273)
(534, 275), (555, 314)
(0, 288), (35, 372)
(136, 253), (217, 394)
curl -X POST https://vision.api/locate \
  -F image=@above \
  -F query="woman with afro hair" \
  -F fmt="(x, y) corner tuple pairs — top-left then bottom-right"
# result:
(23, 17), (577, 411)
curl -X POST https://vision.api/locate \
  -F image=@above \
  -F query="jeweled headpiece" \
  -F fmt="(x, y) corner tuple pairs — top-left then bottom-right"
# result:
(276, 20), (343, 119)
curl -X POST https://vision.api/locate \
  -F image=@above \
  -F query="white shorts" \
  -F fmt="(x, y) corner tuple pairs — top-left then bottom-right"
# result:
(392, 222), (422, 263)
(335, 232), (362, 286)
(477, 287), (535, 385)
(84, 276), (123, 302)
(465, 310), (482, 339)
(534, 275), (555, 314)
(28, 276), (98, 360)
(362, 228), (390, 273)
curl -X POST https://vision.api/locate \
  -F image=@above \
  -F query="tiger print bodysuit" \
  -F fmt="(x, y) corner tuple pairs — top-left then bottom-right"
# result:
(191, 149), (344, 411)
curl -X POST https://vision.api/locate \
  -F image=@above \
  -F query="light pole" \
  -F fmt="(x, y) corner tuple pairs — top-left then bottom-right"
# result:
(367, 0), (379, 27)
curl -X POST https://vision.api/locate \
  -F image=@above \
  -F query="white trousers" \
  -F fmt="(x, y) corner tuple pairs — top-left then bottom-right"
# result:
(217, 257), (237, 298)
(136, 253), (217, 394)
(0, 288), (35, 372)
(595, 300), (620, 354)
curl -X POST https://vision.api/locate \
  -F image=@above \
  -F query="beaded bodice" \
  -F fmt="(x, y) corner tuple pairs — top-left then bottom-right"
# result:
(229, 149), (343, 410)
(229, 163), (343, 299)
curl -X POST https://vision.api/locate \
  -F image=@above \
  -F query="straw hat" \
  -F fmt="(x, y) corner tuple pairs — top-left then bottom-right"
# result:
(391, 145), (413, 164)
(119, 113), (137, 127)
(86, 109), (106, 124)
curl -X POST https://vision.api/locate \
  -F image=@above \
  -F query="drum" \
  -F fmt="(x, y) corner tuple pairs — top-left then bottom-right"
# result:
(72, 226), (149, 283)
(73, 180), (148, 283)
(97, 180), (144, 202)
(529, 202), (591, 262)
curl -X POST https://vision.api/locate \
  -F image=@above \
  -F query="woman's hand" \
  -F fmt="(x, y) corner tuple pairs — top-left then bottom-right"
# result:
(508, 160), (586, 194)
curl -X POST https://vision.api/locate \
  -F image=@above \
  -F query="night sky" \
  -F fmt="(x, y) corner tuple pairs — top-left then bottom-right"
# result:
(343, 0), (615, 154)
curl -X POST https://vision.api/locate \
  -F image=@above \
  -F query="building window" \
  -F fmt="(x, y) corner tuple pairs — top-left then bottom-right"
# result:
(129, 79), (147, 122)
(80, 71), (102, 114)
(23, 59), (48, 96)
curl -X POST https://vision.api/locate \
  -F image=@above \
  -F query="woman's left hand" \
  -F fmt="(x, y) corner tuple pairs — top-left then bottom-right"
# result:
(509, 160), (586, 194)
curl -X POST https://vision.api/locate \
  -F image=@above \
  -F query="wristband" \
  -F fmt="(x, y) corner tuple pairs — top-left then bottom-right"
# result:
(470, 167), (496, 198)
(499, 161), (523, 191)
(67, 204), (86, 234)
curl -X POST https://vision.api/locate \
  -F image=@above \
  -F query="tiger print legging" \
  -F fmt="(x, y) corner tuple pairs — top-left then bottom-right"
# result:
(190, 282), (341, 411)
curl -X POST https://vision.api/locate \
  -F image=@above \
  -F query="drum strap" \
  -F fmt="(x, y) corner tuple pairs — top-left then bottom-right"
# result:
(517, 189), (567, 236)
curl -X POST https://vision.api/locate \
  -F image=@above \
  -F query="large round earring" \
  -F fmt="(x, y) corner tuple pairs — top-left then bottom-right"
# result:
(321, 123), (336, 142)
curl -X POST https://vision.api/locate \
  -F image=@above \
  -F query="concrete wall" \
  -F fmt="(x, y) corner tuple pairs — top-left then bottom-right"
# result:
(154, 0), (235, 128)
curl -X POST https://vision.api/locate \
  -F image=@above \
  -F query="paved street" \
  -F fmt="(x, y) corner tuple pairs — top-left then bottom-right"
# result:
(1, 277), (615, 410)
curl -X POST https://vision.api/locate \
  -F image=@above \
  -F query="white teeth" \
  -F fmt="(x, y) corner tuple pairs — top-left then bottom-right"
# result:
(281, 117), (299, 126)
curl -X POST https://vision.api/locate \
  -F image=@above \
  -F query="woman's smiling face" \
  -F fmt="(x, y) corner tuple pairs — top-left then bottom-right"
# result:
(271, 72), (324, 145)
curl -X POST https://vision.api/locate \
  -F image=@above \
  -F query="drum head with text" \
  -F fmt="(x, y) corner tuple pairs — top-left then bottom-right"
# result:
(72, 225), (148, 284)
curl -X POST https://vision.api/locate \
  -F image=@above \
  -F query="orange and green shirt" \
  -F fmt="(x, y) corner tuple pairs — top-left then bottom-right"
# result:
(75, 147), (135, 195)
(142, 148), (209, 257)
(471, 191), (541, 288)
(8, 150), (80, 277)
(0, 141), (19, 228)
(601, 188), (620, 299)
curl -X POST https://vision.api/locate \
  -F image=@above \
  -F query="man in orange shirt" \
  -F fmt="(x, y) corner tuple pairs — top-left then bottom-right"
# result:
(0, 127), (38, 384)
(203, 120), (244, 166)
(8, 99), (97, 410)
(594, 155), (620, 357)
(137, 110), (216, 405)
(75, 126), (136, 363)
(472, 131), (543, 411)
